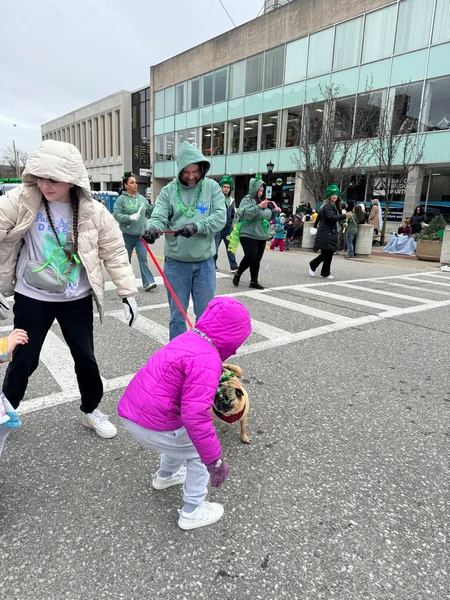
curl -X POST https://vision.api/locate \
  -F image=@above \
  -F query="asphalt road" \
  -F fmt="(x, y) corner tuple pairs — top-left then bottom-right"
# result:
(0, 240), (448, 600)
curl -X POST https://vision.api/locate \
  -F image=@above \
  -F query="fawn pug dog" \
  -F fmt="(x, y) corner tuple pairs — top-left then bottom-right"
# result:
(213, 363), (250, 444)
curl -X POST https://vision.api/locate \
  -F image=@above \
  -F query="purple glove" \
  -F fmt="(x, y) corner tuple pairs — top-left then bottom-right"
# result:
(206, 457), (229, 488)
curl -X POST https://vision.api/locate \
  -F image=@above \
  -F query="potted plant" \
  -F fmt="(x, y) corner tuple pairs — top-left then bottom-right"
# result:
(415, 214), (446, 262)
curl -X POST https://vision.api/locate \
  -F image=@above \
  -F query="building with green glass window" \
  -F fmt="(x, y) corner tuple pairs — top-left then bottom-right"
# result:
(150, 0), (450, 220)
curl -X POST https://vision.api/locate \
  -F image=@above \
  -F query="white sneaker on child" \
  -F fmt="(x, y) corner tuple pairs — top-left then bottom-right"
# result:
(81, 409), (117, 439)
(152, 466), (186, 490)
(178, 500), (224, 531)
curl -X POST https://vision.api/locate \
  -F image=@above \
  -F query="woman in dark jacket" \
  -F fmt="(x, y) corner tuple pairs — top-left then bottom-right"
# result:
(410, 206), (425, 234)
(309, 185), (351, 279)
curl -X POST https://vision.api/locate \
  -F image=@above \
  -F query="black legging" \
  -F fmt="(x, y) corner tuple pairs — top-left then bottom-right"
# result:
(237, 237), (266, 282)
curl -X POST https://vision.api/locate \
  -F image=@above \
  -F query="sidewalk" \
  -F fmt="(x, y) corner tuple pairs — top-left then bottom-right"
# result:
(288, 244), (442, 271)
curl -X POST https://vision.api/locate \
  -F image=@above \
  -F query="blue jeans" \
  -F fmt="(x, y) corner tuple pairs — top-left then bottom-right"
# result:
(215, 226), (238, 270)
(164, 256), (216, 340)
(122, 233), (155, 288)
(346, 233), (356, 258)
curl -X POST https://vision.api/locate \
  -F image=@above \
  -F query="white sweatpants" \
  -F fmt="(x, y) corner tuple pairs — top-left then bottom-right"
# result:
(121, 419), (209, 508)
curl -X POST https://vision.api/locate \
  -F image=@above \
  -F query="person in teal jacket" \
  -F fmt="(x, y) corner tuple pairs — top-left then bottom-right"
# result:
(232, 176), (279, 290)
(142, 142), (226, 340)
(113, 172), (156, 291)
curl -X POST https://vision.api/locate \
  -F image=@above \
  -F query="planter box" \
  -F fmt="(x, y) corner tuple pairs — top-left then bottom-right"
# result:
(416, 239), (443, 262)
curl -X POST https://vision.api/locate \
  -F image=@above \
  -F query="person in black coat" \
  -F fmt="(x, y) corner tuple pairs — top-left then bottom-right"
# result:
(309, 185), (351, 279)
(410, 206), (426, 234)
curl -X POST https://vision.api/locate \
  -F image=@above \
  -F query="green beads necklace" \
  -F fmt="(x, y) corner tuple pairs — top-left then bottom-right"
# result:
(176, 180), (204, 217)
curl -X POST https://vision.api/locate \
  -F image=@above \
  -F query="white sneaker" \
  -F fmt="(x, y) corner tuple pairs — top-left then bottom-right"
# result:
(320, 275), (335, 279)
(308, 267), (315, 277)
(144, 283), (157, 291)
(178, 500), (224, 531)
(81, 409), (117, 439)
(152, 466), (186, 490)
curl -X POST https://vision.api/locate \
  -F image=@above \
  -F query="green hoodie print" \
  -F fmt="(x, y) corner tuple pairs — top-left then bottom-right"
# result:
(149, 141), (226, 262)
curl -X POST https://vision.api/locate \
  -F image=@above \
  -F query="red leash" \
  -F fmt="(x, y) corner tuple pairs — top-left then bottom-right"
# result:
(141, 236), (194, 329)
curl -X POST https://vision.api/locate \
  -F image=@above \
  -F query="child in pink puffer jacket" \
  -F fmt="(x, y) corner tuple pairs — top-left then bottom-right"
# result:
(118, 296), (251, 531)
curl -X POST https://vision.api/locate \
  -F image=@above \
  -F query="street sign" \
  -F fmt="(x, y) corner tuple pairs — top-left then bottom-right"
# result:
(266, 186), (273, 199)
(139, 168), (152, 177)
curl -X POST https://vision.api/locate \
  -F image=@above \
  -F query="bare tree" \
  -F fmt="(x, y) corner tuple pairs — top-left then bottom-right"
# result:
(1, 145), (28, 177)
(292, 82), (379, 206)
(369, 85), (426, 241)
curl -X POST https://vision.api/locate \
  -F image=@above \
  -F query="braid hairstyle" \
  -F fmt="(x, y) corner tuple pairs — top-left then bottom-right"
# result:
(70, 186), (79, 255)
(42, 186), (79, 261)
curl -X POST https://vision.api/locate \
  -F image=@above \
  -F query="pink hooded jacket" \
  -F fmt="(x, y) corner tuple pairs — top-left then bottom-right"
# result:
(117, 296), (252, 464)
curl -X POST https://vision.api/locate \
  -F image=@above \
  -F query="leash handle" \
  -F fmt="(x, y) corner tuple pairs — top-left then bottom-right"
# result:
(141, 238), (194, 330)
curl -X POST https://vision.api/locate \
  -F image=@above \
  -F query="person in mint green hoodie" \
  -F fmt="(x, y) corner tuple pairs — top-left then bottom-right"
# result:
(142, 142), (226, 340)
(232, 176), (280, 290)
(113, 172), (156, 291)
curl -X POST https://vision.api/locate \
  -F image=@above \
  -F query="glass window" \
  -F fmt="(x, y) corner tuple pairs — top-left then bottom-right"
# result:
(424, 77), (450, 131)
(395, 0), (434, 55)
(228, 120), (241, 154)
(264, 46), (285, 89)
(261, 113), (278, 150)
(362, 5), (396, 63)
(186, 128), (198, 147)
(140, 102), (146, 128)
(284, 37), (308, 85)
(145, 88), (150, 101)
(214, 68), (228, 103)
(243, 116), (259, 152)
(164, 87), (175, 116)
(165, 132), (175, 161)
(155, 135), (164, 162)
(354, 91), (383, 138)
(188, 78), (200, 110)
(175, 130), (186, 155)
(202, 73), (214, 106)
(392, 82), (424, 134)
(334, 96), (356, 140)
(212, 123), (225, 155)
(433, 0), (450, 45)
(333, 17), (363, 71)
(155, 90), (164, 120)
(229, 61), (246, 99)
(202, 126), (212, 156)
(175, 83), (186, 114)
(285, 107), (302, 147)
(307, 28), (334, 78)
(245, 54), (264, 95)
(139, 90), (146, 103)
(304, 102), (324, 144)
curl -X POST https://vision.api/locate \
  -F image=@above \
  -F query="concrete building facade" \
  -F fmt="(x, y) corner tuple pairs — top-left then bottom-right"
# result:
(41, 91), (133, 192)
(150, 0), (450, 219)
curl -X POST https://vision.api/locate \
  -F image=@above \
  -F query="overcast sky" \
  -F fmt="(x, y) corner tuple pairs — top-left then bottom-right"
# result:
(0, 0), (264, 154)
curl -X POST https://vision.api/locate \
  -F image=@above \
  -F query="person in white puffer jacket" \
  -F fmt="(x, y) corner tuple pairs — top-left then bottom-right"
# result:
(0, 140), (138, 439)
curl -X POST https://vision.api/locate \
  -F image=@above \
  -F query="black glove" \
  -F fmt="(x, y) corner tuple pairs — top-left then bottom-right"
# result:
(174, 223), (198, 238)
(141, 227), (160, 244)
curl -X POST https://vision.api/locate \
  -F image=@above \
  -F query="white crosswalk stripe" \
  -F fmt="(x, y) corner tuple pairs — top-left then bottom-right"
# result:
(3, 270), (450, 414)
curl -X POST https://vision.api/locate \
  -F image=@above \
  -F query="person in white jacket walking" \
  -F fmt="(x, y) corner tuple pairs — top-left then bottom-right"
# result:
(0, 140), (138, 439)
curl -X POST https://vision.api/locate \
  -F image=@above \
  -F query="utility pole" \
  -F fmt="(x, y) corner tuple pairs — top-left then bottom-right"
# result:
(12, 140), (20, 178)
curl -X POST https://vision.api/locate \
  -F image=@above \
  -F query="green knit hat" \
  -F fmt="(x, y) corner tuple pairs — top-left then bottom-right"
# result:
(219, 175), (234, 191)
(325, 185), (341, 199)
